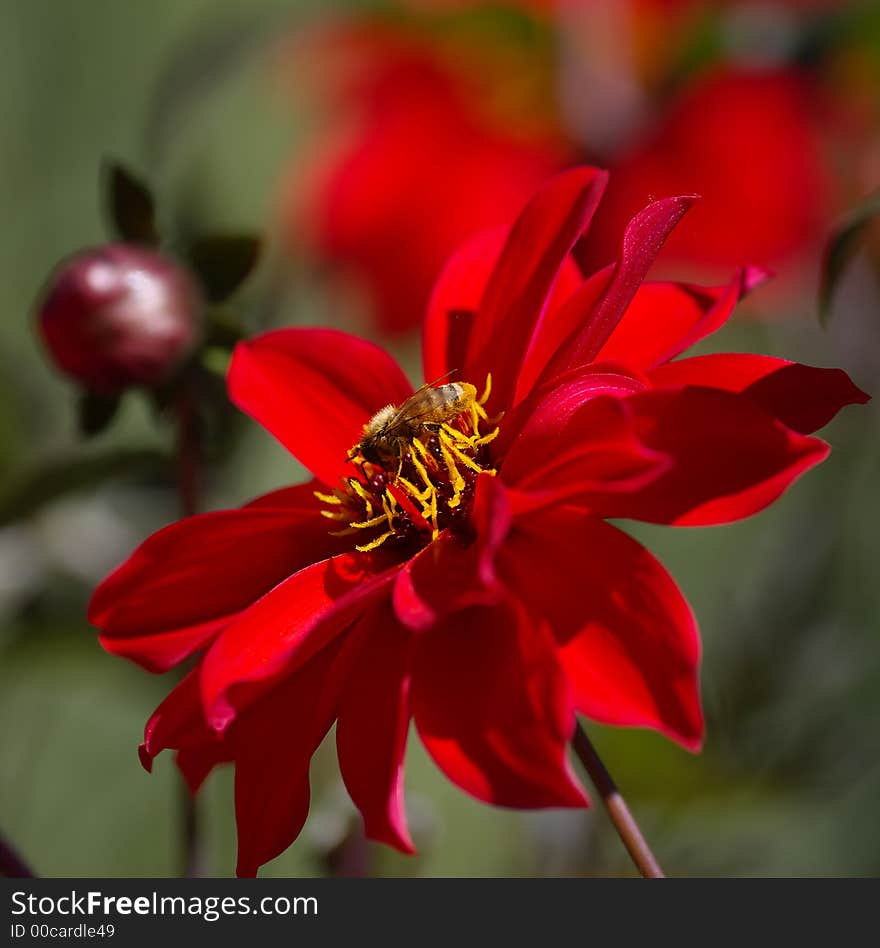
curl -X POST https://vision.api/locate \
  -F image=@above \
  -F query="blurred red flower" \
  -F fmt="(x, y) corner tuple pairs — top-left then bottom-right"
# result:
(282, 3), (851, 330)
(91, 169), (866, 876)
(282, 19), (573, 333)
(579, 67), (837, 283)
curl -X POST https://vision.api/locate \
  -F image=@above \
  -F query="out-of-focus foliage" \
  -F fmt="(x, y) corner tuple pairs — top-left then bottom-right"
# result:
(0, 0), (877, 878)
(820, 188), (880, 324)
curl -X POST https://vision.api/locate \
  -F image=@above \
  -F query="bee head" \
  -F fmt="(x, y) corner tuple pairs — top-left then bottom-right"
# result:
(351, 437), (382, 465)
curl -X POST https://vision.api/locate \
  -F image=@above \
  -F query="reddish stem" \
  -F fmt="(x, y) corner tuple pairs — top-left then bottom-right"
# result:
(572, 722), (665, 879)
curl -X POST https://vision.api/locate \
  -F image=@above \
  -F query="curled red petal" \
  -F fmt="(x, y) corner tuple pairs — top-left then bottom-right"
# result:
(90, 496), (342, 672)
(501, 379), (669, 515)
(539, 195), (698, 383)
(465, 167), (609, 413)
(392, 475), (510, 632)
(337, 600), (415, 853)
(595, 267), (768, 370)
(138, 668), (230, 794)
(583, 386), (830, 526)
(140, 675), (231, 794)
(199, 553), (401, 733)
(500, 510), (703, 750)
(228, 328), (413, 486)
(498, 360), (650, 461)
(412, 595), (588, 809)
(648, 354), (870, 434)
(393, 535), (488, 633)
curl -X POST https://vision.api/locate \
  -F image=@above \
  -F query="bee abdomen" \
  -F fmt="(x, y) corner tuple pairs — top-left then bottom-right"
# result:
(429, 382), (475, 417)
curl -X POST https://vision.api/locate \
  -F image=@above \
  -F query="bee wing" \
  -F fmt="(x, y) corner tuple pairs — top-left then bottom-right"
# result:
(380, 373), (460, 434)
(424, 368), (457, 388)
(384, 389), (439, 427)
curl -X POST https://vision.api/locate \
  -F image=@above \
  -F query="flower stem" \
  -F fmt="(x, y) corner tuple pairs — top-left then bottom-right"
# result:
(0, 831), (35, 878)
(175, 379), (204, 878)
(572, 722), (665, 879)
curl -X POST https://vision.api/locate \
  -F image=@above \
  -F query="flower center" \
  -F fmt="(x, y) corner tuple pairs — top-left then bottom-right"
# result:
(316, 376), (499, 553)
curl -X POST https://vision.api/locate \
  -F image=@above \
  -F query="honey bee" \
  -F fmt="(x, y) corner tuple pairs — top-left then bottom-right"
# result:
(350, 378), (478, 465)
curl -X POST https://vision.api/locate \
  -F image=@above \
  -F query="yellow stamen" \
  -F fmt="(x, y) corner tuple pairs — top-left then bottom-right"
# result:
(320, 509), (352, 522)
(441, 422), (472, 445)
(355, 530), (394, 552)
(396, 475), (432, 504)
(349, 513), (391, 530)
(438, 434), (466, 492)
(479, 373), (492, 405)
(410, 451), (435, 492)
(349, 479), (374, 517)
(313, 490), (343, 505)
(381, 493), (396, 525)
(441, 429), (484, 475)
(473, 427), (499, 447)
(411, 437), (431, 463)
(320, 371), (500, 551)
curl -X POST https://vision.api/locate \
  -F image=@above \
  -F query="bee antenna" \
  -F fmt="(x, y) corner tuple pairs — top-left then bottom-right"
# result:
(425, 368), (458, 388)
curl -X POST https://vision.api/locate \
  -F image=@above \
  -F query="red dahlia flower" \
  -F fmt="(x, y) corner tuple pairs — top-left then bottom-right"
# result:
(90, 168), (867, 876)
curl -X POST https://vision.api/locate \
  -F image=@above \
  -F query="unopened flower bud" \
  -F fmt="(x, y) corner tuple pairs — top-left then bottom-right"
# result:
(37, 243), (201, 393)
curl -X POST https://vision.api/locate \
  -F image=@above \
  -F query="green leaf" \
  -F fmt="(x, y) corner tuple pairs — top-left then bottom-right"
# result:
(0, 449), (169, 527)
(203, 313), (245, 350)
(820, 188), (880, 326)
(186, 234), (261, 303)
(77, 389), (121, 438)
(103, 160), (160, 245)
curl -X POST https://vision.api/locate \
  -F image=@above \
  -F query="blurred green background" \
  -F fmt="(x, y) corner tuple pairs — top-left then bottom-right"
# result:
(1, 0), (878, 878)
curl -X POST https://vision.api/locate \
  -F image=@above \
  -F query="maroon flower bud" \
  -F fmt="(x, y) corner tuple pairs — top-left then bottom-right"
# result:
(37, 244), (202, 393)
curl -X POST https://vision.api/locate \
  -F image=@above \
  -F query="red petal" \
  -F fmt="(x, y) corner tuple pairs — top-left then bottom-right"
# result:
(139, 668), (220, 773)
(501, 379), (669, 515)
(200, 553), (401, 732)
(648, 354), (870, 434)
(90, 493), (343, 672)
(393, 475), (510, 631)
(232, 634), (355, 877)
(176, 746), (226, 795)
(422, 228), (505, 384)
(465, 168), (609, 412)
(513, 265), (614, 403)
(595, 267), (768, 369)
(498, 361), (650, 461)
(500, 510), (703, 750)
(140, 669), (231, 795)
(228, 328), (413, 486)
(336, 601), (415, 853)
(539, 195), (697, 382)
(243, 480), (324, 509)
(582, 387), (830, 526)
(142, 633), (364, 876)
(412, 596), (588, 809)
(102, 619), (228, 676)
(393, 534), (492, 633)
